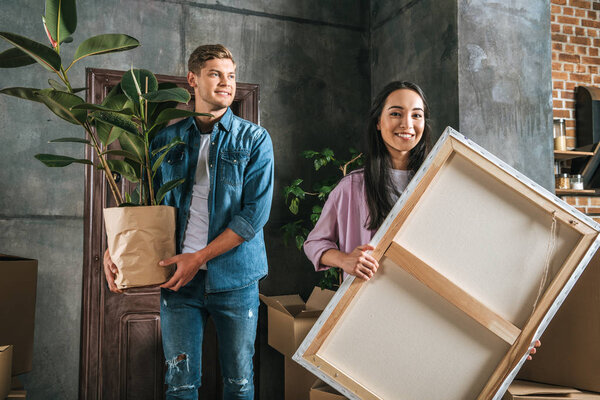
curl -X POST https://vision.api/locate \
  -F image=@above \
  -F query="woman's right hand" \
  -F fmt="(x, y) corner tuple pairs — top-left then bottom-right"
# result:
(339, 244), (379, 280)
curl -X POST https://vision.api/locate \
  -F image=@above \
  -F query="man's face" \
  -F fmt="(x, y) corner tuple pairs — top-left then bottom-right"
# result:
(187, 58), (236, 113)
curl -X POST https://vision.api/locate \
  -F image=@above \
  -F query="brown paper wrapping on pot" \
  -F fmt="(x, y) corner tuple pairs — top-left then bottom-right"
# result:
(104, 205), (176, 289)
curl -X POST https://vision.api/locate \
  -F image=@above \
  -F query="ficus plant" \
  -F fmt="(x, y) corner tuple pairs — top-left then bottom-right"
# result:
(282, 148), (363, 290)
(0, 0), (206, 206)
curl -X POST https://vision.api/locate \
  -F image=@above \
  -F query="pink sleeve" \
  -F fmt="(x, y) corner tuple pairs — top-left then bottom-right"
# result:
(303, 185), (342, 271)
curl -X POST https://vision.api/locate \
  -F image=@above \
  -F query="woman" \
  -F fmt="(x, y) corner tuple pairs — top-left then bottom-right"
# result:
(303, 80), (430, 281)
(303, 80), (541, 359)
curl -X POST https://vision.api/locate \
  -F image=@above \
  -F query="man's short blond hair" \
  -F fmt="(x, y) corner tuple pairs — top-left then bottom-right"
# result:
(188, 44), (235, 74)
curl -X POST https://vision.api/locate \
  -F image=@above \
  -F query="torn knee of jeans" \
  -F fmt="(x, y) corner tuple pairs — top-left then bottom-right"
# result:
(226, 376), (250, 389)
(170, 383), (196, 392)
(166, 353), (190, 373)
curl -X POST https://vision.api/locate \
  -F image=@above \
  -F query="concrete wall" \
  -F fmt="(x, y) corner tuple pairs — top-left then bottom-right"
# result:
(458, 0), (553, 190)
(0, 1), (369, 399)
(371, 0), (553, 190)
(370, 0), (459, 142)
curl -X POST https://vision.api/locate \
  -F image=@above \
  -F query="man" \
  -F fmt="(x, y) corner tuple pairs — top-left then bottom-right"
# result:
(104, 44), (274, 399)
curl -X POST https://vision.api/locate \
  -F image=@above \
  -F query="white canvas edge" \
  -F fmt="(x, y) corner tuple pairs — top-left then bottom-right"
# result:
(292, 126), (600, 400)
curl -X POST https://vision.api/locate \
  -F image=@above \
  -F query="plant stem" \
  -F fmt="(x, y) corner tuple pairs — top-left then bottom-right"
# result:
(58, 66), (73, 92)
(340, 153), (363, 176)
(84, 121), (123, 205)
(143, 77), (155, 205)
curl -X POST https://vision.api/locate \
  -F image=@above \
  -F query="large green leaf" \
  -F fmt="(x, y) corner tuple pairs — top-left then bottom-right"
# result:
(102, 82), (124, 103)
(152, 136), (184, 156)
(36, 89), (87, 125)
(121, 69), (157, 103)
(152, 138), (184, 173)
(72, 102), (133, 114)
(93, 111), (138, 135)
(49, 137), (90, 144)
(95, 121), (123, 146)
(0, 87), (44, 103)
(100, 149), (142, 163)
(102, 92), (132, 112)
(47, 78), (86, 93)
(156, 178), (185, 205)
(142, 87), (191, 103)
(71, 34), (139, 66)
(105, 159), (139, 183)
(44, 0), (77, 44)
(0, 47), (35, 68)
(118, 131), (146, 164)
(47, 78), (67, 91)
(93, 92), (134, 145)
(152, 108), (211, 127)
(35, 153), (92, 167)
(0, 32), (61, 72)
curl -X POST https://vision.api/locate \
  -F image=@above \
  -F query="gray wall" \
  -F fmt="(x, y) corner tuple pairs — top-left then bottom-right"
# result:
(370, 0), (459, 140)
(0, 0), (553, 399)
(0, 0), (369, 399)
(371, 0), (553, 190)
(458, 0), (553, 190)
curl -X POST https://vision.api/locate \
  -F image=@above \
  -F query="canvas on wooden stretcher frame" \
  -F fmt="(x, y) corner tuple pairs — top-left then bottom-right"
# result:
(293, 127), (600, 400)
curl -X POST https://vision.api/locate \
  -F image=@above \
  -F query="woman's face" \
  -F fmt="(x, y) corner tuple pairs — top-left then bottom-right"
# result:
(377, 88), (425, 159)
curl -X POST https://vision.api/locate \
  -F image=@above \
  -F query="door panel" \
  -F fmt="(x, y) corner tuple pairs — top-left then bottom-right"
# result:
(80, 68), (260, 399)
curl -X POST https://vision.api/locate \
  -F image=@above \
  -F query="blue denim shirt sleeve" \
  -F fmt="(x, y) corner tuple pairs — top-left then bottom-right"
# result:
(227, 128), (274, 241)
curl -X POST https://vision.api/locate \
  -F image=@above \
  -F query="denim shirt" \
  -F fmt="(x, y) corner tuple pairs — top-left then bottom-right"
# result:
(151, 108), (274, 293)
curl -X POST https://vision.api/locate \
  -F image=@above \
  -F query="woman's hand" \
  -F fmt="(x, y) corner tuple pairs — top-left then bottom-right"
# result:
(339, 244), (379, 280)
(527, 340), (541, 361)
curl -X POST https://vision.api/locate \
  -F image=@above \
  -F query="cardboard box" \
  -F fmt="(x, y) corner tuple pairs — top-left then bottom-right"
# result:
(0, 254), (38, 376)
(285, 356), (318, 400)
(518, 249), (600, 392)
(502, 380), (600, 400)
(260, 287), (335, 358)
(0, 345), (12, 399)
(310, 379), (346, 400)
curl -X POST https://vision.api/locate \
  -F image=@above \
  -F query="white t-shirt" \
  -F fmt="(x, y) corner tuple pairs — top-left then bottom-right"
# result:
(181, 133), (211, 269)
(388, 168), (412, 204)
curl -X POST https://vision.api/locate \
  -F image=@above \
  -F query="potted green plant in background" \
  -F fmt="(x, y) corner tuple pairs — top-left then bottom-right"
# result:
(282, 148), (362, 290)
(0, 0), (209, 288)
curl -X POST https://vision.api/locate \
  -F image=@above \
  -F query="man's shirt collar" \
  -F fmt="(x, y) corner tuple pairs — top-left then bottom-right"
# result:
(186, 107), (233, 134)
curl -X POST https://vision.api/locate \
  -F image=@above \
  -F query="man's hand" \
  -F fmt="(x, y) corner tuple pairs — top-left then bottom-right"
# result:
(103, 248), (123, 294)
(159, 252), (205, 291)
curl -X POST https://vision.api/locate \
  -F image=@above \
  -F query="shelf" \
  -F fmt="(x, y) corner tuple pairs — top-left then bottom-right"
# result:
(556, 189), (598, 196)
(554, 150), (594, 161)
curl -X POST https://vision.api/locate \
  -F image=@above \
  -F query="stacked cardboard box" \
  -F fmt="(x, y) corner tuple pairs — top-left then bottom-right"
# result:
(0, 345), (12, 399)
(503, 380), (600, 399)
(0, 254), (38, 376)
(310, 379), (346, 400)
(518, 250), (600, 392)
(260, 287), (335, 400)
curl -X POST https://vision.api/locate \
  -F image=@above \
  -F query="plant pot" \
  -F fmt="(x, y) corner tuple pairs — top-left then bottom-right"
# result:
(103, 205), (176, 289)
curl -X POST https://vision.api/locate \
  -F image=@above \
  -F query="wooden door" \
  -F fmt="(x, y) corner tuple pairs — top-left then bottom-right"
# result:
(79, 68), (260, 400)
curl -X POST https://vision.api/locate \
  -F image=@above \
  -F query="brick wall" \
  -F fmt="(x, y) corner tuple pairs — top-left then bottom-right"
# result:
(551, 0), (600, 149)
(563, 196), (600, 222)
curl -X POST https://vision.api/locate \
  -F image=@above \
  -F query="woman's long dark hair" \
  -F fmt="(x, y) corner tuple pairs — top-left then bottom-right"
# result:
(364, 81), (432, 230)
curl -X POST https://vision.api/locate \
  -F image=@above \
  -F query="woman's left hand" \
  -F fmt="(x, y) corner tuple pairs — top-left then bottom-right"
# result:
(526, 340), (541, 361)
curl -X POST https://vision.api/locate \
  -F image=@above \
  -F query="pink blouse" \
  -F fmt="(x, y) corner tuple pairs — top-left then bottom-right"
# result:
(303, 169), (412, 271)
(303, 170), (375, 271)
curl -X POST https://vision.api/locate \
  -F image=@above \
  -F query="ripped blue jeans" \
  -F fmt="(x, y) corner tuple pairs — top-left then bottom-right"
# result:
(160, 270), (258, 400)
